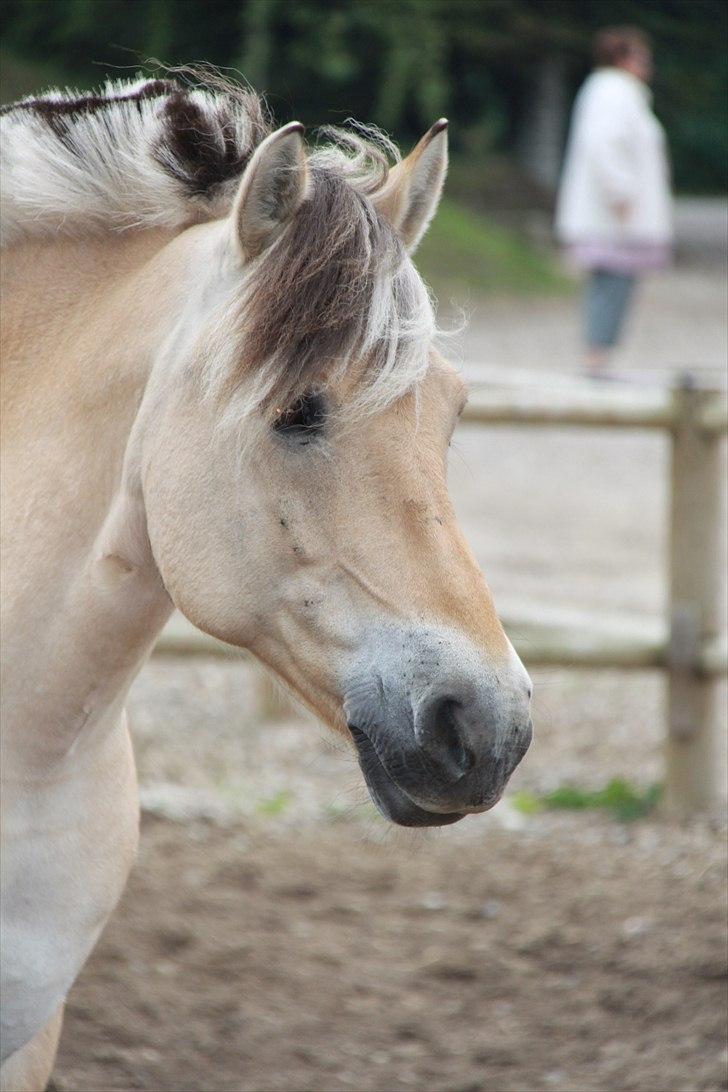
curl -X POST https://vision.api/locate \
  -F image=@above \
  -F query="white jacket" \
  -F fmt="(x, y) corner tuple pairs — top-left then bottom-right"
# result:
(555, 69), (673, 244)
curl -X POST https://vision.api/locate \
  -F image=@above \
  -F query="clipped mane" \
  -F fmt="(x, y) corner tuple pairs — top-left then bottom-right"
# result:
(1, 75), (436, 416)
(0, 76), (271, 245)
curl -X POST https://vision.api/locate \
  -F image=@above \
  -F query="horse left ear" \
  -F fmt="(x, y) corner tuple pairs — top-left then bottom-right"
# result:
(374, 120), (448, 253)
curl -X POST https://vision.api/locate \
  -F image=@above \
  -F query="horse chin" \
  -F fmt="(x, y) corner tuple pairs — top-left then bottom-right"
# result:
(348, 725), (466, 828)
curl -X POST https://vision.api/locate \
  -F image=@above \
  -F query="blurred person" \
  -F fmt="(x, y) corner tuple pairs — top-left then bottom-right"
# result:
(555, 26), (673, 375)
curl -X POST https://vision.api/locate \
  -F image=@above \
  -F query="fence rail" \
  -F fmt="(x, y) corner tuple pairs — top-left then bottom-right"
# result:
(155, 377), (727, 816)
(462, 383), (728, 433)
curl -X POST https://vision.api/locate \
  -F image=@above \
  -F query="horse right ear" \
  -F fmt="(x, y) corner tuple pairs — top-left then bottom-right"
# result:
(230, 122), (308, 262)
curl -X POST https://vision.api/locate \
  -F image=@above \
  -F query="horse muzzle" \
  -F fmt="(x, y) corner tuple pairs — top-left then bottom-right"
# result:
(342, 626), (533, 827)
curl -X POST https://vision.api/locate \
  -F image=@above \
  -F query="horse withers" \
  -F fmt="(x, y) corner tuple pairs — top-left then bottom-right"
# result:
(0, 77), (532, 1090)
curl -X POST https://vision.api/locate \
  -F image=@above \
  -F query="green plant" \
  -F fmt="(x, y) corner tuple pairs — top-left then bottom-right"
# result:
(416, 197), (572, 298)
(511, 779), (663, 822)
(255, 790), (292, 817)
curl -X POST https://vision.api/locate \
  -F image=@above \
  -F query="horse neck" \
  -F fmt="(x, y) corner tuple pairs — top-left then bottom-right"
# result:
(1, 227), (209, 770)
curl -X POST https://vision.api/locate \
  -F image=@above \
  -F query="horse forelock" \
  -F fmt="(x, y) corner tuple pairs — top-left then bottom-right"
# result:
(234, 166), (430, 407)
(201, 164), (435, 425)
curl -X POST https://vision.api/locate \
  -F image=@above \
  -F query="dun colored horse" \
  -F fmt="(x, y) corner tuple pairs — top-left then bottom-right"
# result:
(0, 76), (532, 1090)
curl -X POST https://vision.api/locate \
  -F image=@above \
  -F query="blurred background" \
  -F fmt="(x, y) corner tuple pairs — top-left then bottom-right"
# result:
(3, 3), (726, 1091)
(2, 0), (727, 295)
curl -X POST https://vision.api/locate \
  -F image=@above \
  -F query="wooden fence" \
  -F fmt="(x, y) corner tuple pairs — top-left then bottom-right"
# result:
(155, 377), (728, 816)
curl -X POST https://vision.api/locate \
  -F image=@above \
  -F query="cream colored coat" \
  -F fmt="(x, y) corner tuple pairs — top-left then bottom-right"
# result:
(1, 106), (532, 1091)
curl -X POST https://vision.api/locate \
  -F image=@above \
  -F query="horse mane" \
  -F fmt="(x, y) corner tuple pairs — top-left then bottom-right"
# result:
(0, 75), (272, 245)
(1, 74), (435, 416)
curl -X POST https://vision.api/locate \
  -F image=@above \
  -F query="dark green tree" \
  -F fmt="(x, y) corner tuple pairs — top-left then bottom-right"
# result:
(1, 0), (725, 191)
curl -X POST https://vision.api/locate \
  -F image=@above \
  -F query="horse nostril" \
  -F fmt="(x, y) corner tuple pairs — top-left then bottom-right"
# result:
(453, 738), (476, 773)
(424, 697), (475, 777)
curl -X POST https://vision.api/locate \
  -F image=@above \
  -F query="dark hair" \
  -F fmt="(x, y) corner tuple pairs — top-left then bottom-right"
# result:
(593, 26), (651, 68)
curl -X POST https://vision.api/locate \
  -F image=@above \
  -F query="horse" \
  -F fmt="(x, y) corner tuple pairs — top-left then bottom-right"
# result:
(0, 75), (532, 1090)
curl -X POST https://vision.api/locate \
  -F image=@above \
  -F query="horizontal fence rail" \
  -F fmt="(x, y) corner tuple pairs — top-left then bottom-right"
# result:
(154, 376), (728, 816)
(462, 384), (677, 429)
(461, 384), (728, 433)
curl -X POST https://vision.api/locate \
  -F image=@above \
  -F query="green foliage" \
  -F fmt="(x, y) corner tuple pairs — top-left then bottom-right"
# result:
(1, 0), (725, 191)
(416, 198), (571, 296)
(255, 790), (292, 817)
(509, 790), (541, 815)
(511, 780), (663, 821)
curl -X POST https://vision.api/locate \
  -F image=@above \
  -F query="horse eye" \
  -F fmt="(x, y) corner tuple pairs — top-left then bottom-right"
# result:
(273, 392), (327, 443)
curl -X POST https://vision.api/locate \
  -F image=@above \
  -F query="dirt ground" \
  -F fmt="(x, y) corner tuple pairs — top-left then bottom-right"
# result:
(52, 253), (727, 1092)
(54, 813), (726, 1092)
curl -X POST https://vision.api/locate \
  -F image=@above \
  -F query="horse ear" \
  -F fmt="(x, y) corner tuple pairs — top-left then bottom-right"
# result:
(231, 122), (308, 261)
(374, 120), (448, 253)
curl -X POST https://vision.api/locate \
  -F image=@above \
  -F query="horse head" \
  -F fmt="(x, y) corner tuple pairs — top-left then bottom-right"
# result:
(109, 118), (532, 826)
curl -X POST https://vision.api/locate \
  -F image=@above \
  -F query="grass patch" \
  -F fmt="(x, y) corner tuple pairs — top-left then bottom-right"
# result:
(255, 790), (293, 817)
(511, 779), (663, 822)
(416, 197), (572, 299)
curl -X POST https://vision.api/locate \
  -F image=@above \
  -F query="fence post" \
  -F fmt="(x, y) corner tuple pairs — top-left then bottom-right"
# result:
(665, 383), (725, 814)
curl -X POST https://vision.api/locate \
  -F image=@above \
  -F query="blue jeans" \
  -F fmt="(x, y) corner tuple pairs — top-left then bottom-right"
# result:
(584, 269), (637, 349)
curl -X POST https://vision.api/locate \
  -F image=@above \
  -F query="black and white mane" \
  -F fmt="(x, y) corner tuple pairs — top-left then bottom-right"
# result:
(0, 75), (436, 416)
(0, 77), (273, 244)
